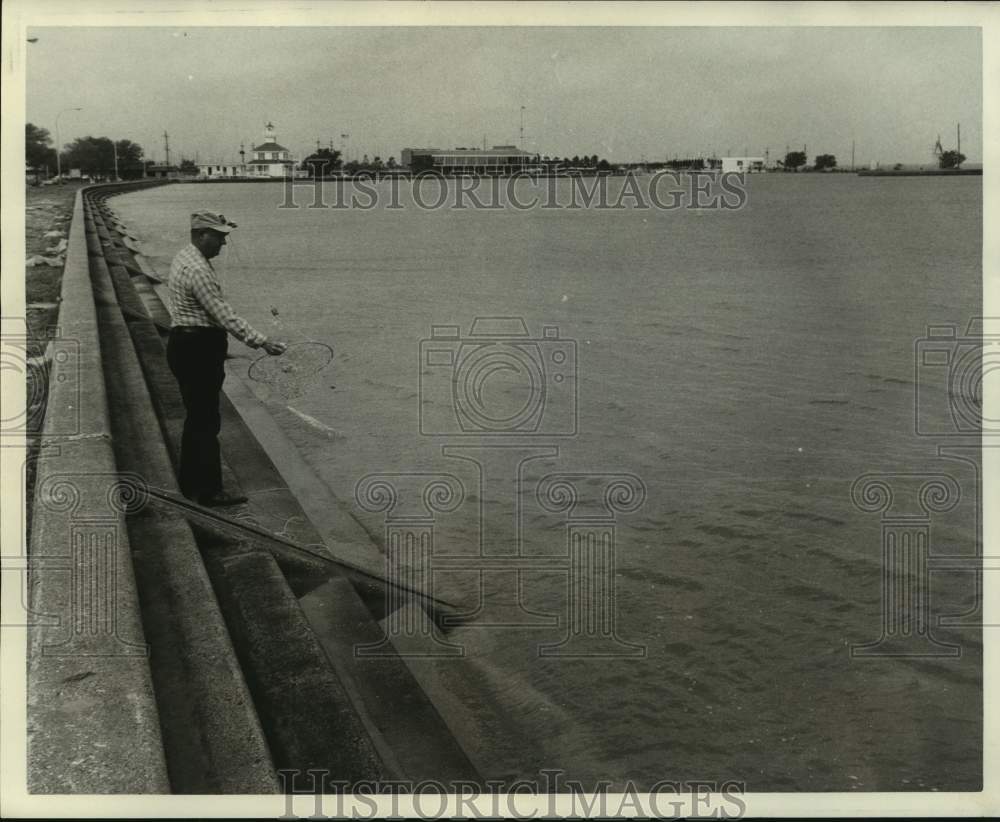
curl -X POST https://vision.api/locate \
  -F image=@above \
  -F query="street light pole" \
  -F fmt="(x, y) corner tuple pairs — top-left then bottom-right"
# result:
(113, 139), (120, 181)
(54, 107), (82, 183)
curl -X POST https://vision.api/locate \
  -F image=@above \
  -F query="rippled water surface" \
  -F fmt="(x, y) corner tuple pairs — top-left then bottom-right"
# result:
(116, 175), (982, 791)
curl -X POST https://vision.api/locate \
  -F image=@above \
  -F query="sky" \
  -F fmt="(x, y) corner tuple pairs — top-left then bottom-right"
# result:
(25, 26), (983, 166)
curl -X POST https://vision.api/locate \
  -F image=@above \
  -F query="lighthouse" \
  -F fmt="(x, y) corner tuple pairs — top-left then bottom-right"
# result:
(247, 121), (295, 178)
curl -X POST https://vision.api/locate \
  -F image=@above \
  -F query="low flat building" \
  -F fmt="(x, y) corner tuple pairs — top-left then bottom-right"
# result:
(402, 145), (541, 174)
(721, 156), (766, 173)
(197, 162), (247, 179)
(145, 164), (182, 179)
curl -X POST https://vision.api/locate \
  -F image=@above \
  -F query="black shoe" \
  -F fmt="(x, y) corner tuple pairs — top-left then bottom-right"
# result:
(198, 492), (248, 508)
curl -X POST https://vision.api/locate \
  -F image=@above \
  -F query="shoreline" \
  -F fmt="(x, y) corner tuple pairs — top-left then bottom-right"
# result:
(856, 168), (982, 177)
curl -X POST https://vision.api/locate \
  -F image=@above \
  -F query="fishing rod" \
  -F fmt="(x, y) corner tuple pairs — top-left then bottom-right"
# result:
(141, 484), (461, 620)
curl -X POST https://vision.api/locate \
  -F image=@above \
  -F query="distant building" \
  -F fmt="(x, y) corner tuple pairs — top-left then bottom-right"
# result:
(246, 122), (296, 178)
(197, 162), (247, 179)
(145, 163), (181, 179)
(402, 145), (541, 174)
(721, 157), (766, 173)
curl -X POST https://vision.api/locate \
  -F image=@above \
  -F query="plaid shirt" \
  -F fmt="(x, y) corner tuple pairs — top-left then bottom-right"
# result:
(168, 244), (266, 348)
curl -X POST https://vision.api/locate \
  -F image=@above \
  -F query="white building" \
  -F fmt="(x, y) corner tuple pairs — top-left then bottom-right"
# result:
(721, 156), (766, 173)
(197, 161), (247, 179)
(246, 122), (296, 178)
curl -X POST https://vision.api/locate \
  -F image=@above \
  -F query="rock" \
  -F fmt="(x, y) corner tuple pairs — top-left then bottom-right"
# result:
(27, 254), (64, 268)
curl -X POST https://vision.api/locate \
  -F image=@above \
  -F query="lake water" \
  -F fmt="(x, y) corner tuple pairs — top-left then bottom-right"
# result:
(115, 174), (982, 791)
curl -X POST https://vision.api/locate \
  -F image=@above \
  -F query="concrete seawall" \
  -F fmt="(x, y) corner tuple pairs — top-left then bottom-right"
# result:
(28, 182), (170, 793)
(27, 181), (481, 793)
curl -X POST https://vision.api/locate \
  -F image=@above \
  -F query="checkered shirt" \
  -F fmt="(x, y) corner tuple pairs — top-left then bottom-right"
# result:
(168, 244), (267, 348)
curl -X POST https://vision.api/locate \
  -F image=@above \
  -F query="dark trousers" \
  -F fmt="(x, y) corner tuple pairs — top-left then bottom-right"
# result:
(166, 326), (227, 499)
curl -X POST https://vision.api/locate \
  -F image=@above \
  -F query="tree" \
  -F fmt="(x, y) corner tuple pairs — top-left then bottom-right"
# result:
(301, 147), (342, 177)
(814, 154), (837, 171)
(115, 139), (143, 165)
(386, 156), (398, 169)
(179, 159), (198, 172)
(26, 123), (56, 174)
(62, 136), (120, 177)
(114, 139), (145, 179)
(783, 151), (807, 171)
(939, 150), (966, 170)
(408, 153), (437, 173)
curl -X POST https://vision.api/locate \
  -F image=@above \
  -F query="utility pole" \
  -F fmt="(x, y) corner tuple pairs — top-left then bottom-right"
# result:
(957, 123), (961, 155)
(163, 131), (171, 167)
(851, 140), (856, 171)
(316, 139), (321, 152)
(113, 139), (119, 181)
(520, 106), (525, 148)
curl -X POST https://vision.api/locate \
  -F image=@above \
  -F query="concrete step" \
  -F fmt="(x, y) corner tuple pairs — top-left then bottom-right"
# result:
(89, 215), (278, 793)
(128, 228), (483, 785)
(27, 187), (169, 793)
(98, 234), (391, 786)
(299, 578), (481, 783)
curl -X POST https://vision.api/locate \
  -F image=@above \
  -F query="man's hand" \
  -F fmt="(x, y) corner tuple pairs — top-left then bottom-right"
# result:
(262, 338), (288, 355)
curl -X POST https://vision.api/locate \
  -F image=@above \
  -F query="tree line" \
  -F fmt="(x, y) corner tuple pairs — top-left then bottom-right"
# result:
(780, 149), (966, 171)
(26, 123), (146, 179)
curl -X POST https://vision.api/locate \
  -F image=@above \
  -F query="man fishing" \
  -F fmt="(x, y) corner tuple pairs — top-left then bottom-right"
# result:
(166, 211), (286, 507)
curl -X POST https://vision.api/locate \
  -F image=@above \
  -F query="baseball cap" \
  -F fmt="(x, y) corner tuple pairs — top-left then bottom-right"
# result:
(191, 211), (238, 233)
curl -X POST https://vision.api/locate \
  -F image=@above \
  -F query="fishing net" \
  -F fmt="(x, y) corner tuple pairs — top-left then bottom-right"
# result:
(219, 242), (337, 402)
(248, 340), (335, 401)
